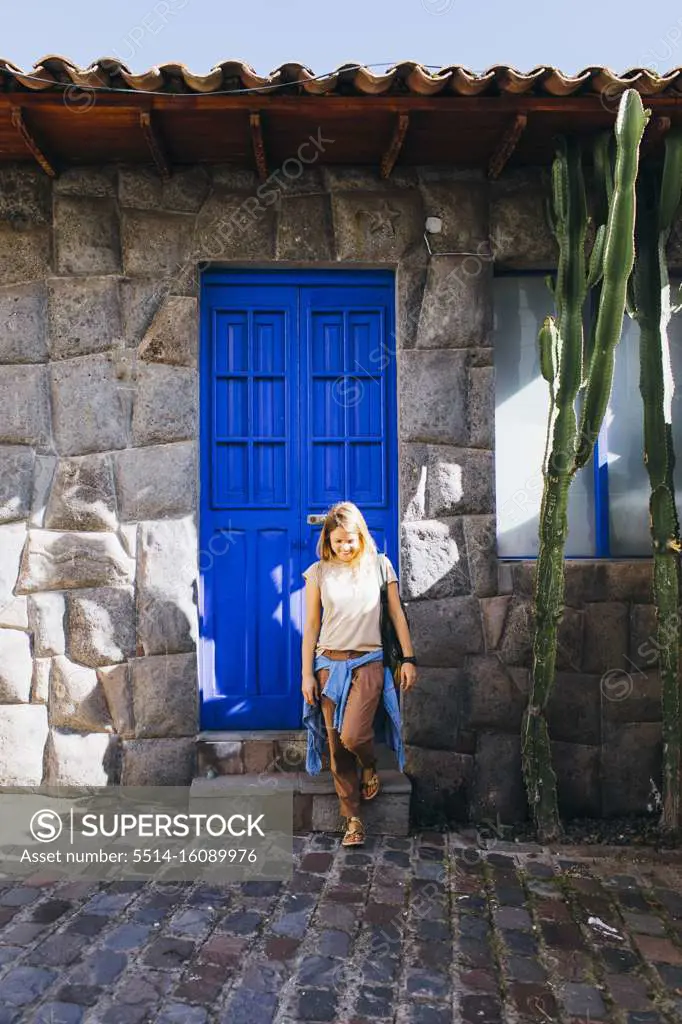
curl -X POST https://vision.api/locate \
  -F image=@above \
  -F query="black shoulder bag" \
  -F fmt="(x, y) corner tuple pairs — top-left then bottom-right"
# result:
(376, 553), (410, 680)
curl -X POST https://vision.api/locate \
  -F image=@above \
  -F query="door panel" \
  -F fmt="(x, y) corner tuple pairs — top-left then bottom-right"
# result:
(200, 271), (397, 731)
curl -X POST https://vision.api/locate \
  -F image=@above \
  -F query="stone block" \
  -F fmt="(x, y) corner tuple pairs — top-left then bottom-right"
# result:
(0, 445), (34, 523)
(163, 167), (210, 212)
(490, 169), (557, 268)
(192, 190), (276, 262)
(44, 729), (119, 785)
(547, 673), (601, 745)
(470, 731), (527, 825)
(396, 253), (428, 350)
(401, 444), (494, 520)
(552, 742), (601, 819)
(0, 164), (51, 224)
(312, 782), (410, 835)
(47, 277), (122, 361)
(556, 608), (584, 673)
(0, 629), (32, 701)
(50, 354), (128, 456)
(601, 668), (661, 725)
(583, 602), (628, 674)
(120, 278), (164, 344)
(138, 295), (198, 366)
(31, 656), (50, 703)
(0, 282), (47, 363)
(98, 663), (134, 737)
(121, 211), (192, 278)
(418, 179), (489, 249)
(0, 521), (27, 608)
(44, 453), (118, 532)
(54, 196), (120, 274)
(467, 366), (494, 449)
(406, 595), (483, 667)
(119, 166), (209, 212)
(121, 738), (196, 785)
(113, 442), (197, 521)
(498, 596), (533, 667)
(136, 516), (198, 656)
(65, 587), (136, 667)
(276, 195), (334, 259)
(462, 516), (497, 597)
(332, 190), (423, 261)
(0, 364), (51, 448)
(196, 739), (243, 776)
(405, 746), (472, 825)
(600, 561), (652, 603)
(401, 667), (466, 750)
(54, 166), (116, 196)
(0, 223), (50, 283)
(131, 653), (198, 738)
(601, 722), (662, 817)
(131, 365), (198, 446)
(0, 594), (27, 629)
(464, 655), (529, 732)
(118, 167), (164, 209)
(0, 704), (47, 784)
(28, 592), (66, 657)
(400, 518), (471, 600)
(49, 655), (114, 732)
(30, 454), (57, 528)
(323, 165), (418, 191)
(399, 350), (469, 444)
(17, 530), (134, 592)
(629, 604), (658, 668)
(417, 256), (492, 348)
(480, 596), (511, 651)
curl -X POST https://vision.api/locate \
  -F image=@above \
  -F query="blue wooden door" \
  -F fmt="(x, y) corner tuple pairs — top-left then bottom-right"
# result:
(199, 270), (397, 730)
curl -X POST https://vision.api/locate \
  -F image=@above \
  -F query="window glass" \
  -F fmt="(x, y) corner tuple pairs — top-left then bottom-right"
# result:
(493, 276), (596, 557)
(608, 285), (682, 555)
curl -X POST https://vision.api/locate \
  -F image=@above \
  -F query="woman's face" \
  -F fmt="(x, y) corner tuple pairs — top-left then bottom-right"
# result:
(328, 526), (361, 562)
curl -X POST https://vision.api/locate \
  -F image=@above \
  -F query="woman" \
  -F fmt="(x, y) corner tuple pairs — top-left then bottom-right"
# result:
(301, 501), (418, 847)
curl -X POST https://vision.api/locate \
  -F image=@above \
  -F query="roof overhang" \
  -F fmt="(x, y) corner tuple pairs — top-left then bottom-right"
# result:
(2, 59), (682, 179)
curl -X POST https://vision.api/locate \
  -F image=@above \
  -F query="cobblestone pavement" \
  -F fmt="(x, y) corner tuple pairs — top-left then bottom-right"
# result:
(0, 831), (681, 1023)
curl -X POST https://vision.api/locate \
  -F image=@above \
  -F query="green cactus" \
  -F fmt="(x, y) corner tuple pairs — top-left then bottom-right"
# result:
(630, 131), (682, 831)
(522, 90), (650, 841)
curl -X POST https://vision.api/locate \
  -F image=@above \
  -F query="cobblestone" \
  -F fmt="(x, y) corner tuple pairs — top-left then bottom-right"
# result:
(0, 837), (679, 1021)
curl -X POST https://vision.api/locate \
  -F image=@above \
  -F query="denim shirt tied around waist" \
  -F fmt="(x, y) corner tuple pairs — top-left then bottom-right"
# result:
(302, 648), (405, 775)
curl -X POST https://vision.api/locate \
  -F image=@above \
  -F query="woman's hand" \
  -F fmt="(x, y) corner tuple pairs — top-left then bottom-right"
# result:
(302, 673), (320, 706)
(400, 662), (418, 692)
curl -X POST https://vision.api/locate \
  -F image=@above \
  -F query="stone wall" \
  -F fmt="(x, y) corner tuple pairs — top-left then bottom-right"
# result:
(0, 158), (666, 826)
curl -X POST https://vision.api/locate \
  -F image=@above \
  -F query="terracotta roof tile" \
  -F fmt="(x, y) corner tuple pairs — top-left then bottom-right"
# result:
(1, 57), (682, 98)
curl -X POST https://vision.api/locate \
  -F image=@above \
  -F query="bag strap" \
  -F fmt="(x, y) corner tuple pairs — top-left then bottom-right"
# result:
(375, 551), (387, 588)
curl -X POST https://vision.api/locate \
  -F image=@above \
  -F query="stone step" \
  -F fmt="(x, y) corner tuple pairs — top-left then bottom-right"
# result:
(196, 730), (399, 778)
(189, 769), (412, 836)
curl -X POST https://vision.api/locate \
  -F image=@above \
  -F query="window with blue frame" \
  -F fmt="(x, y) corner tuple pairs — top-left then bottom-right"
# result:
(493, 274), (682, 559)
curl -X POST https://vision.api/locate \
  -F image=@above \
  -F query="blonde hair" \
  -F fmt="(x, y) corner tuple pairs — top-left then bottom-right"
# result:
(316, 501), (377, 564)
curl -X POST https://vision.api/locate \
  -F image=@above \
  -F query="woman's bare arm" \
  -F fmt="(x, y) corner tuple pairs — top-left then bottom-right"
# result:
(301, 579), (322, 703)
(386, 581), (414, 657)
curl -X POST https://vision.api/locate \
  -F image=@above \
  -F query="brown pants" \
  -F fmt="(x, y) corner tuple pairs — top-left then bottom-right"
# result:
(315, 648), (385, 818)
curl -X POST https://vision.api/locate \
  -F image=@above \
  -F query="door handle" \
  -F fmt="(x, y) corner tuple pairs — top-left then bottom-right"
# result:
(307, 514), (326, 525)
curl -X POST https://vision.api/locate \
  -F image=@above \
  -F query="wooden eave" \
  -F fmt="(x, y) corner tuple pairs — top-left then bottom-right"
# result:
(2, 92), (682, 175)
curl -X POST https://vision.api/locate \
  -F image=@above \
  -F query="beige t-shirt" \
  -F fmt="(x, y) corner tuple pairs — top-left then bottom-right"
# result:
(303, 552), (398, 655)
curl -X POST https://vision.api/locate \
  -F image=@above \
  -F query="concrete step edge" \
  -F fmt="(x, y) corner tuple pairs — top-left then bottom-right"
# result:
(190, 769), (412, 798)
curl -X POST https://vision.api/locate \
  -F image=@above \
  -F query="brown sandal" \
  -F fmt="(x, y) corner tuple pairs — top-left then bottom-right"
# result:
(341, 816), (365, 846)
(360, 768), (380, 802)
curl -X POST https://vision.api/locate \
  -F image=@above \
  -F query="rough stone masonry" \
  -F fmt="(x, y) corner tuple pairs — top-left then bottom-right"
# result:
(0, 159), (674, 824)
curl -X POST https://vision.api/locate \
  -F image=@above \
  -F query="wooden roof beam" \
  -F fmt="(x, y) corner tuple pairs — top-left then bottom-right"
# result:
(488, 113), (527, 180)
(250, 112), (268, 182)
(380, 112), (409, 179)
(140, 110), (170, 179)
(10, 106), (56, 177)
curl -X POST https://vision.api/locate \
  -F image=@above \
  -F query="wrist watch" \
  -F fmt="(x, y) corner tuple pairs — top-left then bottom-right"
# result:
(401, 656), (417, 665)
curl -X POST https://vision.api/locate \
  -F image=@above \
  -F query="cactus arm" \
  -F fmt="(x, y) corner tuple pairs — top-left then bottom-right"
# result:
(634, 141), (682, 830)
(574, 91), (650, 470)
(586, 224), (606, 290)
